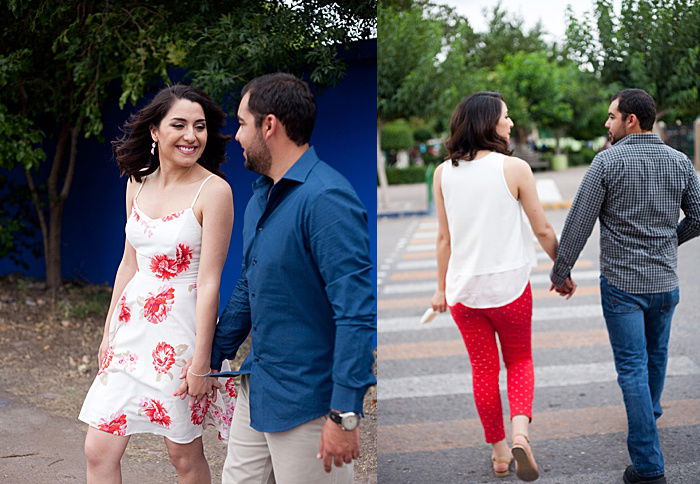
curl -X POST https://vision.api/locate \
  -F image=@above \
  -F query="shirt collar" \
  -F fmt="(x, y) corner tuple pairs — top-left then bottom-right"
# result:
(252, 146), (319, 190)
(613, 133), (664, 146)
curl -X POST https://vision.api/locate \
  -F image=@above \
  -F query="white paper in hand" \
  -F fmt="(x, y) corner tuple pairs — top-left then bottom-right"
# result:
(420, 308), (438, 324)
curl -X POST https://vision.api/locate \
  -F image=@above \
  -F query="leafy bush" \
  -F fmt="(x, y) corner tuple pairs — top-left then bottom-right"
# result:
(413, 127), (433, 142)
(381, 119), (414, 151)
(382, 166), (428, 185)
(568, 147), (597, 166)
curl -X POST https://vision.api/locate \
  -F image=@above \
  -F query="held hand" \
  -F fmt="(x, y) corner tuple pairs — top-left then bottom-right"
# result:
(549, 277), (577, 300)
(174, 358), (192, 400)
(317, 418), (360, 473)
(431, 290), (447, 313)
(186, 366), (222, 402)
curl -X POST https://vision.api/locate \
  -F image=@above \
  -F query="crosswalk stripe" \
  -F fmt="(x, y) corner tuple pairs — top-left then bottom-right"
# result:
(377, 356), (700, 401)
(378, 398), (700, 454)
(378, 304), (603, 333)
(378, 286), (600, 310)
(399, 251), (552, 262)
(406, 244), (436, 252)
(390, 261), (594, 281)
(379, 329), (610, 361)
(382, 271), (600, 295)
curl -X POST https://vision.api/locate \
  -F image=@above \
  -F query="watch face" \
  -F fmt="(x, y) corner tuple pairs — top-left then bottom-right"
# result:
(343, 414), (359, 430)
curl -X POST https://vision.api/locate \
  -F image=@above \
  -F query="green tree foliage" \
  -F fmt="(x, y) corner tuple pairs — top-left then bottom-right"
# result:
(565, 0), (700, 121)
(0, 0), (375, 288)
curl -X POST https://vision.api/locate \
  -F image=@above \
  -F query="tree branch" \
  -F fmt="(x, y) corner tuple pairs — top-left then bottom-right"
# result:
(60, 118), (83, 201)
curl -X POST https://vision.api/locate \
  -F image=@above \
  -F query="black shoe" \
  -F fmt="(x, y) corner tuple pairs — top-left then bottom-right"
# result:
(623, 465), (667, 484)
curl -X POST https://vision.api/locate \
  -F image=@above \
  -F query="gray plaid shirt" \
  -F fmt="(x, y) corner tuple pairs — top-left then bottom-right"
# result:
(551, 133), (700, 293)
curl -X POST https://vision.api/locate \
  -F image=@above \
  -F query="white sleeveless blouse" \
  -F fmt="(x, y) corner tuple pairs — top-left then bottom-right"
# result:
(441, 153), (537, 308)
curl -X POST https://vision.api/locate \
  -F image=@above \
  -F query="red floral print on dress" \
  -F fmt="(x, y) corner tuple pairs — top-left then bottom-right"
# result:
(162, 210), (185, 222)
(175, 244), (193, 273)
(97, 412), (127, 436)
(140, 398), (171, 428)
(97, 346), (114, 375)
(132, 209), (140, 222)
(143, 287), (175, 324)
(190, 395), (211, 425)
(225, 378), (237, 398)
(149, 254), (178, 280)
(118, 295), (131, 323)
(152, 342), (176, 374)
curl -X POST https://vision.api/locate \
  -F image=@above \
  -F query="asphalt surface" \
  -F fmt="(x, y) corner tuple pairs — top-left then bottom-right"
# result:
(376, 171), (700, 483)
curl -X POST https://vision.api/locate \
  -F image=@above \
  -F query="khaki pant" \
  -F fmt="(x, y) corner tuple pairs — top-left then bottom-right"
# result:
(222, 376), (353, 484)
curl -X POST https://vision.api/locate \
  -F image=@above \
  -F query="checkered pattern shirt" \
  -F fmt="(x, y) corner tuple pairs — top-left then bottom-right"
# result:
(551, 133), (700, 293)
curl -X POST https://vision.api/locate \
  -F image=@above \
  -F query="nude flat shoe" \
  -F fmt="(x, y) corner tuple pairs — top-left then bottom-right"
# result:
(491, 455), (513, 477)
(511, 433), (539, 481)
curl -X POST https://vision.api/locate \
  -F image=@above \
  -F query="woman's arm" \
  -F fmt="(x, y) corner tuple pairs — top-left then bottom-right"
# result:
(186, 177), (234, 399)
(506, 157), (558, 261)
(506, 156), (575, 297)
(97, 181), (139, 364)
(431, 163), (451, 312)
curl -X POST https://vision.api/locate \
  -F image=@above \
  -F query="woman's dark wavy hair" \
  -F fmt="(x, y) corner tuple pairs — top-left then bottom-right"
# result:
(445, 91), (512, 166)
(113, 84), (230, 182)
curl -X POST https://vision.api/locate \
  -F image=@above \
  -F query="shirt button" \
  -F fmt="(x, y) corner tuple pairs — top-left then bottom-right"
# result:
(257, 226), (263, 231)
(252, 259), (257, 265)
(253, 325), (257, 331)
(254, 357), (260, 362)
(251, 293), (256, 298)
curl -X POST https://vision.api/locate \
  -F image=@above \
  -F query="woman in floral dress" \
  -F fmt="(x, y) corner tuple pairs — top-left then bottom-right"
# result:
(79, 85), (236, 483)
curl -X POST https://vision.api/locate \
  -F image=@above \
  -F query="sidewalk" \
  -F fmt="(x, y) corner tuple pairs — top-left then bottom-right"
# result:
(377, 166), (589, 217)
(0, 391), (165, 482)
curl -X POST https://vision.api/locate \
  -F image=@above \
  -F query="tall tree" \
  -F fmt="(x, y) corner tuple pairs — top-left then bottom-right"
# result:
(0, 0), (375, 289)
(564, 0), (700, 121)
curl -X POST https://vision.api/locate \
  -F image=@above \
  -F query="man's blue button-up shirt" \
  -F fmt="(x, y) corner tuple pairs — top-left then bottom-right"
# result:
(210, 147), (376, 433)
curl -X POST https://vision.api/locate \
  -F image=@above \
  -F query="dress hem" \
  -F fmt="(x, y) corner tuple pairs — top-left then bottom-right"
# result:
(78, 416), (206, 445)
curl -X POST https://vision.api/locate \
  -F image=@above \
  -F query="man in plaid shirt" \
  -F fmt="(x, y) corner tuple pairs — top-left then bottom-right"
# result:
(550, 89), (700, 484)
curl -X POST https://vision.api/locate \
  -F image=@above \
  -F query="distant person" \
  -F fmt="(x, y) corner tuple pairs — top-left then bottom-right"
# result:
(79, 85), (235, 483)
(550, 88), (700, 484)
(431, 91), (575, 481)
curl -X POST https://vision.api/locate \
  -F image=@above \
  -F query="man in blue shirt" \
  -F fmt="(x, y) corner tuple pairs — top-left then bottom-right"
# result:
(211, 73), (376, 483)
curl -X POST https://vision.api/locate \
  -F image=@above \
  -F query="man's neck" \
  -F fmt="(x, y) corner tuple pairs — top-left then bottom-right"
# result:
(268, 143), (310, 184)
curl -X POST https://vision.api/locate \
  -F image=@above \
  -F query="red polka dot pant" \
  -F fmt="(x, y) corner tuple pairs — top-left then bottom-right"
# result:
(449, 283), (534, 444)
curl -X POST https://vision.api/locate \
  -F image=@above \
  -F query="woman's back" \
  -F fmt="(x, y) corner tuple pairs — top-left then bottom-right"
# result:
(440, 152), (536, 307)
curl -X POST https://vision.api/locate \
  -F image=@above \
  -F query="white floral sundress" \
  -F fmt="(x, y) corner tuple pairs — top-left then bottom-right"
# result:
(79, 174), (236, 443)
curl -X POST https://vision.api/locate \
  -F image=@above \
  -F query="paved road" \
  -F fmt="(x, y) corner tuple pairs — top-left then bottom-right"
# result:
(377, 196), (700, 482)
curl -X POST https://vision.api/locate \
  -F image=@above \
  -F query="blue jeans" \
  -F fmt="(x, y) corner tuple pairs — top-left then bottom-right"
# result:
(600, 276), (679, 477)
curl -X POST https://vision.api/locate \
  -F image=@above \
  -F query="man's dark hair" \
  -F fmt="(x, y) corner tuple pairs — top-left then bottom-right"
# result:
(445, 91), (512, 166)
(241, 73), (316, 146)
(612, 89), (656, 131)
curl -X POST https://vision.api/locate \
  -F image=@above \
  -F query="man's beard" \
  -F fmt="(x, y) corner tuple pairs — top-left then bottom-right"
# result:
(243, 132), (272, 175)
(608, 128), (625, 144)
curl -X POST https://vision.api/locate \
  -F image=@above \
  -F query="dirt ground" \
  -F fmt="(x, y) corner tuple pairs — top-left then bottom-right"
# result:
(0, 275), (376, 482)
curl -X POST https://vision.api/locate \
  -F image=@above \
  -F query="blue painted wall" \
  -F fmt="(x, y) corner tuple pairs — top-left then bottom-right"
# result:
(1, 40), (377, 311)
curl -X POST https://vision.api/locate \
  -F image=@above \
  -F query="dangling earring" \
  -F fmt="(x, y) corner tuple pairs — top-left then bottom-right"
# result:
(151, 141), (157, 156)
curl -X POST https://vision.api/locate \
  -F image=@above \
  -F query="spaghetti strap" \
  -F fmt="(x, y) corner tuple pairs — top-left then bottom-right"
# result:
(190, 174), (217, 208)
(133, 177), (147, 205)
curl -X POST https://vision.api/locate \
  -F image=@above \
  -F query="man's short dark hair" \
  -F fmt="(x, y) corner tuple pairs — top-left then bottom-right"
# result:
(612, 89), (656, 131)
(241, 73), (316, 146)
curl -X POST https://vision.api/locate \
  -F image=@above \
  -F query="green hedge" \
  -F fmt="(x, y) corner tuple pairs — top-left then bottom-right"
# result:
(381, 166), (428, 185)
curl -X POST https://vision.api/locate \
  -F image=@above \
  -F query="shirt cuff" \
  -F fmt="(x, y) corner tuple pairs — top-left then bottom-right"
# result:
(330, 383), (367, 415)
(550, 266), (569, 287)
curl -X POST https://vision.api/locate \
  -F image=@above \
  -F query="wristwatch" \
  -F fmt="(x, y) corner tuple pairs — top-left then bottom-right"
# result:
(328, 410), (360, 431)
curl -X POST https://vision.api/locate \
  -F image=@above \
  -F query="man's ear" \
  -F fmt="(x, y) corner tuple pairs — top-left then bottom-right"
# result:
(262, 114), (276, 140)
(626, 113), (639, 129)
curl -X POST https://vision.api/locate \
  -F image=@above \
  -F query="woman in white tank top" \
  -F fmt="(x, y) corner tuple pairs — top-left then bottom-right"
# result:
(431, 92), (576, 480)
